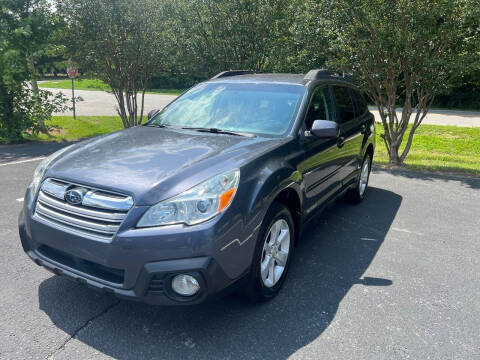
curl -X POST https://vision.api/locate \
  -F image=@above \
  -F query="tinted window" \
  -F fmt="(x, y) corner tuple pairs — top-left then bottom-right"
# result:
(352, 89), (368, 116)
(151, 82), (305, 136)
(305, 86), (333, 130)
(333, 86), (356, 124)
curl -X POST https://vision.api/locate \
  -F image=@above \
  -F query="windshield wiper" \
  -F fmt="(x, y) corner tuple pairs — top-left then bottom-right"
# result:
(145, 123), (169, 128)
(181, 127), (254, 137)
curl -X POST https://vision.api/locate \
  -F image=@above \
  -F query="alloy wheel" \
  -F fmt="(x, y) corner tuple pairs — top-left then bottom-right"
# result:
(260, 219), (290, 288)
(359, 156), (370, 196)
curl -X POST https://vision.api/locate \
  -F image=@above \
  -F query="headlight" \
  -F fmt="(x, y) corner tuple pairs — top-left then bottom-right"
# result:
(137, 168), (240, 227)
(30, 145), (73, 196)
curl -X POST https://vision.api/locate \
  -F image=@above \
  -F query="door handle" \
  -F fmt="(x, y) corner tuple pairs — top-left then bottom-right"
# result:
(337, 136), (345, 148)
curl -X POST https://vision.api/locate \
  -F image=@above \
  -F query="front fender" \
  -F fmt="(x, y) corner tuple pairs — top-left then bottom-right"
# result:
(248, 166), (301, 216)
(214, 139), (304, 275)
(238, 147), (304, 241)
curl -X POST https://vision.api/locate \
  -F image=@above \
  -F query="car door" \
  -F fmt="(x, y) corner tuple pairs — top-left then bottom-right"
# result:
(351, 87), (374, 148)
(331, 85), (364, 185)
(299, 85), (344, 216)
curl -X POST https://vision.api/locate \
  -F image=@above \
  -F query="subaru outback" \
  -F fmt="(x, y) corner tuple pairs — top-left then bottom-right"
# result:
(19, 69), (375, 305)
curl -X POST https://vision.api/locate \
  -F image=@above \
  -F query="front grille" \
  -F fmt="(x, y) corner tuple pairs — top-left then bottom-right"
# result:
(148, 274), (166, 295)
(37, 245), (124, 284)
(34, 178), (133, 242)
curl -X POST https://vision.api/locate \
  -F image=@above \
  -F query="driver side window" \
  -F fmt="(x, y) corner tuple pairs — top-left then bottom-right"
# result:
(305, 86), (333, 130)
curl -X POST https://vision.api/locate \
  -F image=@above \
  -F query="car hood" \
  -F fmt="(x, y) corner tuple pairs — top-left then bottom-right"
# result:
(46, 126), (283, 205)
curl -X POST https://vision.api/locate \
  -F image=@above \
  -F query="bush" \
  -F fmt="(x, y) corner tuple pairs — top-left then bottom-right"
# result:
(0, 87), (69, 143)
(434, 85), (480, 110)
(149, 74), (205, 90)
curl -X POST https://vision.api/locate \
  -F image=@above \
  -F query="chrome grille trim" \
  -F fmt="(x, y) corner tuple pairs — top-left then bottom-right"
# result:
(83, 191), (134, 211)
(37, 192), (127, 222)
(34, 178), (133, 242)
(42, 178), (69, 199)
(35, 212), (114, 241)
(36, 203), (121, 233)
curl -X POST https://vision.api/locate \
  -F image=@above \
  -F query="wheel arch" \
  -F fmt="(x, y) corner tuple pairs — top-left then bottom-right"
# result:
(269, 187), (302, 245)
(366, 142), (374, 161)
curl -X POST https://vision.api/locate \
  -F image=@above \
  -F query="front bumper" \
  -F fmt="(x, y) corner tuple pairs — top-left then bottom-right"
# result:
(19, 189), (260, 305)
(23, 246), (228, 305)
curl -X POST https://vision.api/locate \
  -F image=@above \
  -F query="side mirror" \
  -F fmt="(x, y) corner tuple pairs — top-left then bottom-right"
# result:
(310, 120), (338, 138)
(148, 109), (161, 120)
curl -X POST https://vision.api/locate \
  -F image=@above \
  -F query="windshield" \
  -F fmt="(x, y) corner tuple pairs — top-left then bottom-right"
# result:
(150, 82), (305, 136)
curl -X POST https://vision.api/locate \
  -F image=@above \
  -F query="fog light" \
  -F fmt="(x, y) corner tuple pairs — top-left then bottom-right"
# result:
(171, 274), (200, 296)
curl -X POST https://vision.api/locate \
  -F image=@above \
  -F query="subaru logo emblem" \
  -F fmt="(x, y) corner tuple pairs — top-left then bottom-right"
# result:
(64, 188), (85, 205)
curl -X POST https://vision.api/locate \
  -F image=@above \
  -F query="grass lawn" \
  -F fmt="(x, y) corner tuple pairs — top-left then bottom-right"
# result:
(16, 116), (480, 175)
(39, 78), (184, 96)
(375, 124), (480, 175)
(23, 116), (124, 142)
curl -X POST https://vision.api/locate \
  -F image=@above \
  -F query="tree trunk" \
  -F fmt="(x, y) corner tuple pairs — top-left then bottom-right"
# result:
(400, 125), (418, 163)
(388, 141), (401, 165)
(30, 79), (39, 96)
(139, 87), (146, 125)
(27, 57), (39, 97)
(112, 89), (129, 128)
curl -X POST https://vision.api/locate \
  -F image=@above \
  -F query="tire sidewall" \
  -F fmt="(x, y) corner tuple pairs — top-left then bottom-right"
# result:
(358, 153), (372, 200)
(249, 202), (295, 300)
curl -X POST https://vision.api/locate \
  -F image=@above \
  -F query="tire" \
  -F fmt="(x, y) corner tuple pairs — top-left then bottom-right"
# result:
(242, 202), (295, 302)
(346, 153), (372, 203)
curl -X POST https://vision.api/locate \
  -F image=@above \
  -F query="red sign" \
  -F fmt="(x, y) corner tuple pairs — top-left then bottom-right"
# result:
(66, 59), (78, 79)
(67, 67), (78, 79)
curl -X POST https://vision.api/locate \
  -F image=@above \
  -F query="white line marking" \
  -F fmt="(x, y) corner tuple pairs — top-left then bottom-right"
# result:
(391, 227), (424, 236)
(16, 198), (24, 202)
(0, 157), (46, 167)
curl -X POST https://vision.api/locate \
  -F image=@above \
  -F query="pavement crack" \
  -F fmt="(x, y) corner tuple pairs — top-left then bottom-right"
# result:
(46, 300), (121, 359)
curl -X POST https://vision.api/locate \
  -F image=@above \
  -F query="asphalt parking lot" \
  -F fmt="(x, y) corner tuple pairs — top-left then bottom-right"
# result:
(1, 143), (479, 360)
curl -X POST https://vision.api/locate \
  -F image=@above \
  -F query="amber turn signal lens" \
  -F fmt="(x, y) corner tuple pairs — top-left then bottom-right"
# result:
(219, 188), (236, 212)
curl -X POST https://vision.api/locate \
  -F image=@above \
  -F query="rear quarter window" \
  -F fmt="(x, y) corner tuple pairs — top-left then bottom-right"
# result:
(332, 86), (356, 124)
(352, 89), (369, 116)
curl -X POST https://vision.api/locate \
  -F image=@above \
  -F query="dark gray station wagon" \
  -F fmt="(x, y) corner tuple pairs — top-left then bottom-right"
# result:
(19, 70), (375, 305)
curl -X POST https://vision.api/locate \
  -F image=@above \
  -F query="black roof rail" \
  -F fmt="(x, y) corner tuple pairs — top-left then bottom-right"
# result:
(304, 69), (353, 82)
(210, 70), (254, 80)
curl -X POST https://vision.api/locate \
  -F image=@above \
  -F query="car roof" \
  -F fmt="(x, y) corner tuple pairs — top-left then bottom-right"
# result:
(207, 73), (305, 85)
(206, 72), (354, 87)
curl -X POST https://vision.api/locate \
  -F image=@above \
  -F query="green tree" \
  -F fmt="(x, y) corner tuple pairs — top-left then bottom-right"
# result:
(270, 0), (329, 73)
(58, 0), (174, 128)
(6, 0), (60, 95)
(0, 0), (68, 142)
(167, 0), (294, 76)
(324, 0), (479, 164)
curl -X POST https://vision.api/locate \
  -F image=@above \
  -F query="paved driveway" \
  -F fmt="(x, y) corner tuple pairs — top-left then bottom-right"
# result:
(43, 87), (480, 127)
(0, 143), (479, 359)
(45, 88), (177, 117)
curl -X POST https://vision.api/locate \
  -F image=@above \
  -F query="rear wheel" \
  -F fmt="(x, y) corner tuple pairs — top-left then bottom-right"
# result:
(346, 153), (371, 203)
(242, 202), (295, 302)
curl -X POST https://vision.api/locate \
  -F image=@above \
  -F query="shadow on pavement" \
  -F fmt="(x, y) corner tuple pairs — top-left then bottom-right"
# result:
(373, 166), (480, 190)
(39, 187), (401, 359)
(0, 142), (73, 164)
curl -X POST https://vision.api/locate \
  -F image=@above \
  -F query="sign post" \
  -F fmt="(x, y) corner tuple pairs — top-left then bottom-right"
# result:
(66, 60), (78, 120)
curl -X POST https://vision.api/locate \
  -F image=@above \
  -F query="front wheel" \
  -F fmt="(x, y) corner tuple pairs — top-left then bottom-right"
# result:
(242, 202), (295, 302)
(346, 153), (371, 203)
